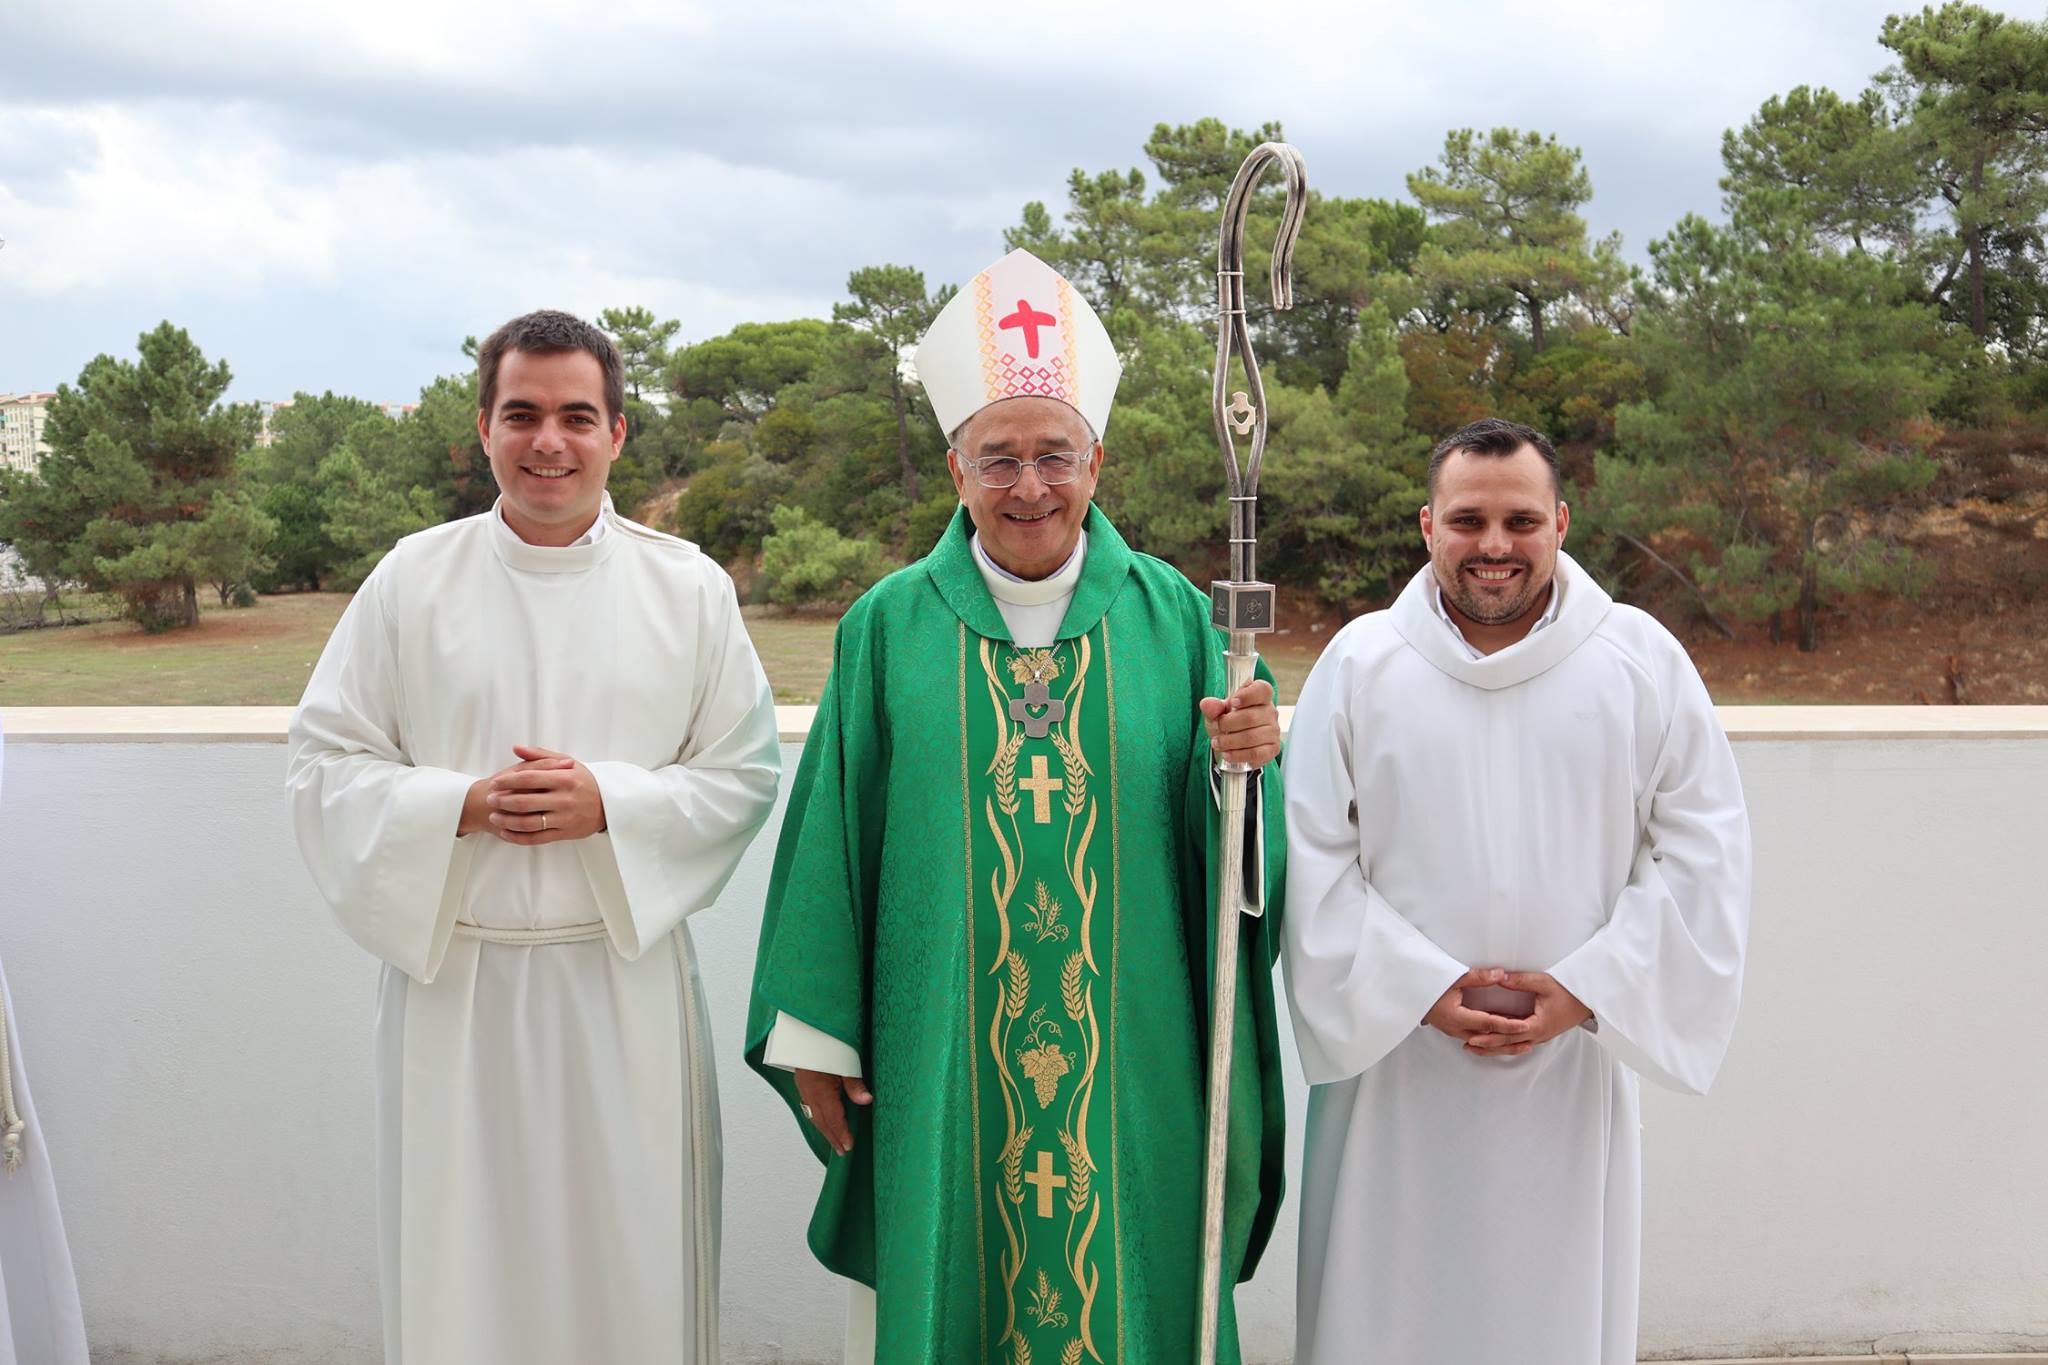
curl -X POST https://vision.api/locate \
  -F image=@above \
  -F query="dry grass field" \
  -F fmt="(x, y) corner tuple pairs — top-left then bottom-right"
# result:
(0, 594), (858, 707)
(2, 587), (2040, 708)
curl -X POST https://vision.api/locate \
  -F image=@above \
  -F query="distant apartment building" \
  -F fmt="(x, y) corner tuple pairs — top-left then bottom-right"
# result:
(252, 398), (296, 448)
(252, 397), (418, 447)
(0, 391), (56, 474)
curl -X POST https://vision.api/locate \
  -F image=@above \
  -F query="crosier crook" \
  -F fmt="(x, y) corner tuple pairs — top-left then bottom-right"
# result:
(1196, 140), (1307, 1365)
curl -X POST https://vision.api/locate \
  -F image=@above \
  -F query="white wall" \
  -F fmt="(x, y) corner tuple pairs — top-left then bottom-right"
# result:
(0, 723), (2043, 1363)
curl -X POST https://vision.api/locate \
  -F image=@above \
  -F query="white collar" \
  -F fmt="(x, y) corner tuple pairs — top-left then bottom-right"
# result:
(972, 531), (1086, 607)
(1433, 570), (1564, 661)
(492, 500), (606, 548)
(1391, 552), (1611, 691)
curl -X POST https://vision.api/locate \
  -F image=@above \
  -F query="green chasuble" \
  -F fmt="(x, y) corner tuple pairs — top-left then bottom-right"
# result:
(746, 505), (1287, 1365)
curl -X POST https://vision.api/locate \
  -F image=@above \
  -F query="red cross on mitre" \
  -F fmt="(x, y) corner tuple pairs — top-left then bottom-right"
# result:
(998, 298), (1059, 359)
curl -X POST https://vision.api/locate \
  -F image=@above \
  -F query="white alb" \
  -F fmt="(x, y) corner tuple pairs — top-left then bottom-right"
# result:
(1283, 552), (1751, 1365)
(287, 500), (781, 1365)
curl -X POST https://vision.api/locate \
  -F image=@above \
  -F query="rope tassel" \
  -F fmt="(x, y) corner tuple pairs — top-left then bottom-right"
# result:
(0, 971), (23, 1175)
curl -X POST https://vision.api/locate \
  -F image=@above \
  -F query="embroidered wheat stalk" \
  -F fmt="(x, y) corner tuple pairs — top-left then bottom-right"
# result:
(1061, 1340), (1083, 1365)
(994, 732), (1023, 817)
(1023, 880), (1069, 943)
(1006, 952), (1029, 1019)
(1052, 730), (1088, 815)
(1012, 1333), (1033, 1365)
(1060, 1127), (1093, 1212)
(1061, 952), (1086, 1022)
(1000, 1126), (1033, 1205)
(1026, 1268), (1070, 1328)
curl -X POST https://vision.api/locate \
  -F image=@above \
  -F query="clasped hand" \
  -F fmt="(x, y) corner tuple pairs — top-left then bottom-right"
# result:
(1425, 967), (1591, 1058)
(458, 744), (608, 845)
(1198, 678), (1281, 771)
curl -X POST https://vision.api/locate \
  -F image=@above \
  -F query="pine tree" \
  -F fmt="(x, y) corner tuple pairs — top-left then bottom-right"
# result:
(0, 323), (267, 630)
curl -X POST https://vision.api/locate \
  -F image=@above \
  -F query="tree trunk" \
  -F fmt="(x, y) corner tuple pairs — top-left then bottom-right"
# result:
(1616, 533), (1736, 639)
(1526, 296), (1547, 353)
(891, 377), (919, 506)
(1968, 153), (1988, 340)
(182, 578), (200, 628)
(1796, 536), (1819, 653)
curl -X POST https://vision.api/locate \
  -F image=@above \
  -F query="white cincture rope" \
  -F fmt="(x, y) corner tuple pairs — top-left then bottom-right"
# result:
(0, 969), (23, 1174)
(452, 921), (608, 946)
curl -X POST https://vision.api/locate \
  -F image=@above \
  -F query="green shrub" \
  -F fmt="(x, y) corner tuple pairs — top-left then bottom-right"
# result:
(761, 506), (895, 606)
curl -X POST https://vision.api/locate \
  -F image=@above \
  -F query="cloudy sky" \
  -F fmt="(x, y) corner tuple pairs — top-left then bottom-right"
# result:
(0, 0), (1976, 404)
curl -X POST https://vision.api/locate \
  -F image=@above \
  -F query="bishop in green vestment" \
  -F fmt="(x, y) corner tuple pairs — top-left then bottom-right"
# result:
(744, 249), (1287, 1365)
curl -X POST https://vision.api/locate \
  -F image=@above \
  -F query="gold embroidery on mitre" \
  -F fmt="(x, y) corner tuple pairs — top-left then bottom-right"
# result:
(975, 273), (1005, 400)
(1055, 276), (1080, 416)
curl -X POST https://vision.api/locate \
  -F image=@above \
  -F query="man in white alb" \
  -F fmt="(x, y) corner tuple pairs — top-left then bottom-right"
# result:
(288, 310), (781, 1364)
(1282, 417), (1751, 1365)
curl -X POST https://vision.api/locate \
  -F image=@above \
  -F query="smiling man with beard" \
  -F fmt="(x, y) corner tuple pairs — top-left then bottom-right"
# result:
(1281, 417), (1752, 1364)
(288, 310), (781, 1364)
(745, 249), (1289, 1363)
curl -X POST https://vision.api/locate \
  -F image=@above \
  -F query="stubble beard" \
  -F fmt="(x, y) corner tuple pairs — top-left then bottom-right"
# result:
(1444, 556), (1548, 626)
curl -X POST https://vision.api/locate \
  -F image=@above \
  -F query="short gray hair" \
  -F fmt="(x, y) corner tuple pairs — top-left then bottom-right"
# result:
(949, 402), (1098, 453)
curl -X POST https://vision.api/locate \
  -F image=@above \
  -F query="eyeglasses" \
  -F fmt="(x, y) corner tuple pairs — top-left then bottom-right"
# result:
(964, 451), (1089, 489)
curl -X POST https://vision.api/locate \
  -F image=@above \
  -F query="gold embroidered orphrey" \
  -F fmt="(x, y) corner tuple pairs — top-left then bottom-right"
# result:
(977, 633), (1111, 1365)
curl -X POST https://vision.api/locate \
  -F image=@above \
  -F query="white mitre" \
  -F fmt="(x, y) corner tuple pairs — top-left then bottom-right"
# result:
(913, 247), (1123, 441)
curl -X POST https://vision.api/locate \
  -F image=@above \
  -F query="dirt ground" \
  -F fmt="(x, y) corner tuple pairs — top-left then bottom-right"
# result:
(1682, 596), (2048, 705)
(1257, 586), (2048, 707)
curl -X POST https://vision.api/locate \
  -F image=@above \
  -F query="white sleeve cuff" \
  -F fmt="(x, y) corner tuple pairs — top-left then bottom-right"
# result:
(763, 1010), (862, 1077)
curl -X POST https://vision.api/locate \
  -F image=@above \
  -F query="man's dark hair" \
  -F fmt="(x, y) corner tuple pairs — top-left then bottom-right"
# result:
(477, 310), (626, 424)
(1426, 417), (1562, 503)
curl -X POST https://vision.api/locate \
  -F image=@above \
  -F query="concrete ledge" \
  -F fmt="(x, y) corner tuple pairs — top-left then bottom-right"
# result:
(5, 703), (2047, 744)
(0, 704), (825, 744)
(1658, 1356), (2048, 1364)
(1706, 704), (2048, 740)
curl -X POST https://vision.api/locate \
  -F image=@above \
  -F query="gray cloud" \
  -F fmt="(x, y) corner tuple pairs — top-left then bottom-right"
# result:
(0, 0), (1998, 402)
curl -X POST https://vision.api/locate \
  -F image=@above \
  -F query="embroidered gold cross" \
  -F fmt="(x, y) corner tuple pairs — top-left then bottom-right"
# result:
(1008, 680), (1065, 738)
(1024, 1148), (1067, 1218)
(1018, 754), (1064, 824)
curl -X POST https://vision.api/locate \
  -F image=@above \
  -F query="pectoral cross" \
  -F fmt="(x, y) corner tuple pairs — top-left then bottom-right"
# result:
(1024, 1148), (1067, 1218)
(1017, 753), (1064, 824)
(1008, 680), (1065, 739)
